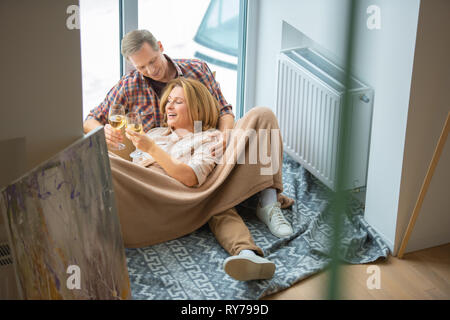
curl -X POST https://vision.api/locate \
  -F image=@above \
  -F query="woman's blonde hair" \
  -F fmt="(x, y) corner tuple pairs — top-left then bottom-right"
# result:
(160, 77), (220, 131)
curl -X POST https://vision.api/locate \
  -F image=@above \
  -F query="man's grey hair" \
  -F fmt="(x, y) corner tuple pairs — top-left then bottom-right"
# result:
(121, 30), (159, 59)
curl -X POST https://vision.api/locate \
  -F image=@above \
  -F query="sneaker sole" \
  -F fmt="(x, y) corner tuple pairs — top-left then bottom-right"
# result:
(223, 256), (276, 281)
(268, 226), (294, 238)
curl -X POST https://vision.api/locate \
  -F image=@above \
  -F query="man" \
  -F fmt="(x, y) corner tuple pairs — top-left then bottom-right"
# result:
(84, 29), (293, 279)
(83, 31), (234, 150)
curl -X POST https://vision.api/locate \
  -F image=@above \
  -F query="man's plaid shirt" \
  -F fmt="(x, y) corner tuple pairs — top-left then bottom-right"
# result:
(85, 56), (234, 132)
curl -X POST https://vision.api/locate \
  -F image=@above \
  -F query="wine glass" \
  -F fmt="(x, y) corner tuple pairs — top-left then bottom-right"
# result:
(126, 112), (145, 160)
(108, 104), (126, 150)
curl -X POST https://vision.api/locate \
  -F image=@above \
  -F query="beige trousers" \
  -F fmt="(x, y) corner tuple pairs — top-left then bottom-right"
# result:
(208, 207), (264, 256)
(207, 106), (285, 257)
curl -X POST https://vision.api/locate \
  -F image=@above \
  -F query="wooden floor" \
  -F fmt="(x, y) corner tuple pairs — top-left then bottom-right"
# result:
(263, 243), (450, 300)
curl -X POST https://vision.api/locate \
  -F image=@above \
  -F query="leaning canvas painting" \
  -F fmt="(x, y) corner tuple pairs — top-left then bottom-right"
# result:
(0, 127), (131, 299)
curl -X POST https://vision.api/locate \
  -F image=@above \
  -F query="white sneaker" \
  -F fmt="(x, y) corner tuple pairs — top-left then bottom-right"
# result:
(223, 250), (276, 281)
(256, 202), (293, 238)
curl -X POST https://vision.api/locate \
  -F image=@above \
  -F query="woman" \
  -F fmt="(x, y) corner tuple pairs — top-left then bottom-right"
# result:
(109, 78), (288, 281)
(125, 78), (221, 188)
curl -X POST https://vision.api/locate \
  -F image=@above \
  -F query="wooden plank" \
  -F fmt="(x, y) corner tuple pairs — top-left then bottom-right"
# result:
(398, 112), (450, 258)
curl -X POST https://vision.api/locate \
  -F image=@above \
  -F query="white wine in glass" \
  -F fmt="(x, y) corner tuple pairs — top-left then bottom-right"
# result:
(126, 112), (145, 160)
(109, 115), (125, 129)
(108, 104), (126, 150)
(128, 122), (142, 133)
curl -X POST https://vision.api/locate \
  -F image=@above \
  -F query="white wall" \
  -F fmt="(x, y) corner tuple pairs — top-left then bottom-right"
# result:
(351, 0), (421, 252)
(246, 0), (422, 252)
(395, 0), (450, 254)
(0, 0), (83, 267)
(0, 138), (25, 232)
(0, 0), (83, 187)
(246, 0), (351, 114)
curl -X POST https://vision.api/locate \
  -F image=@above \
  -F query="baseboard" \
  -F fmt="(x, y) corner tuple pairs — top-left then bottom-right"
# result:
(367, 223), (395, 254)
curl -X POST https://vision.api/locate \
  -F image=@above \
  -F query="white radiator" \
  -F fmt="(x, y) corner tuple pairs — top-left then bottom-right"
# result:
(275, 47), (374, 191)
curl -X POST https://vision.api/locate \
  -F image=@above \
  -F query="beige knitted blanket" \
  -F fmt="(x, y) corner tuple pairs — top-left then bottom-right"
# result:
(109, 107), (290, 248)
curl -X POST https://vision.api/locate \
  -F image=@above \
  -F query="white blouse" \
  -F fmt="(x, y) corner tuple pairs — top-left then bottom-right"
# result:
(135, 127), (222, 187)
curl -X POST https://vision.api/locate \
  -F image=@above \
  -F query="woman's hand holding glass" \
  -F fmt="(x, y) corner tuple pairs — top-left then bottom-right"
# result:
(125, 129), (155, 155)
(125, 112), (153, 161)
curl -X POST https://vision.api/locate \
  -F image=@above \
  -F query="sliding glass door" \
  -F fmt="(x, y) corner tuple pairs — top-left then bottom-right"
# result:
(79, 0), (120, 119)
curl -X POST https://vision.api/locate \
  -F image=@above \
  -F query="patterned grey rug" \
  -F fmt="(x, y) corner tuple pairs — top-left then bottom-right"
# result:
(125, 153), (390, 300)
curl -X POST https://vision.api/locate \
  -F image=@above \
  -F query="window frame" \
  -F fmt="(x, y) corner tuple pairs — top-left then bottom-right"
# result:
(119, 0), (138, 77)
(235, 0), (248, 120)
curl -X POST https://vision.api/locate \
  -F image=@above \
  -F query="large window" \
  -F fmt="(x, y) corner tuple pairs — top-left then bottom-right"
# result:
(79, 0), (120, 119)
(138, 0), (239, 110)
(79, 0), (242, 119)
